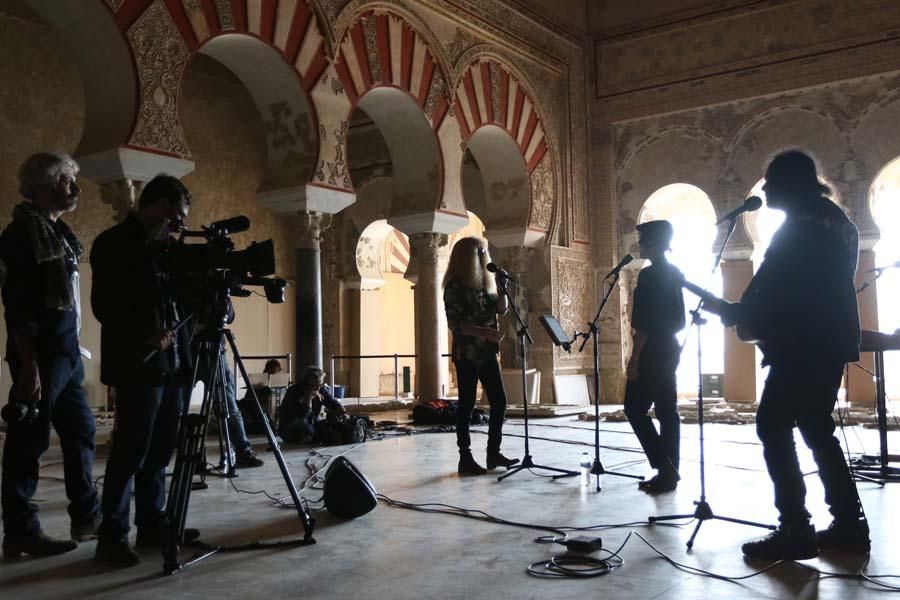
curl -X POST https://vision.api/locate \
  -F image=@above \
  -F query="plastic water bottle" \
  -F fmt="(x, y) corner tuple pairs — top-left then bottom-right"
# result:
(580, 452), (591, 486)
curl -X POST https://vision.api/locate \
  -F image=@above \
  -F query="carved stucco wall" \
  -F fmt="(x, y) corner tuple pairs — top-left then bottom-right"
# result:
(614, 71), (900, 257)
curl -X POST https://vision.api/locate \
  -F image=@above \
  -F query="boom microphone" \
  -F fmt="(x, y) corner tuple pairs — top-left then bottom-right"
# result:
(486, 262), (517, 283)
(604, 254), (633, 279)
(715, 196), (763, 225)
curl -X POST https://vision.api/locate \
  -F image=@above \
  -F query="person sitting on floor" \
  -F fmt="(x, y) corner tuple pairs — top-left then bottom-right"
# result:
(278, 366), (347, 443)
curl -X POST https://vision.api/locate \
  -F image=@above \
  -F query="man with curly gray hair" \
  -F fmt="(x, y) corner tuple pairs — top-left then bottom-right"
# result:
(0, 152), (100, 559)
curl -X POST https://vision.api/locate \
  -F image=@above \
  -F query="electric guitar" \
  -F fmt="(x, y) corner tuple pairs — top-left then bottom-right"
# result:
(680, 279), (760, 343)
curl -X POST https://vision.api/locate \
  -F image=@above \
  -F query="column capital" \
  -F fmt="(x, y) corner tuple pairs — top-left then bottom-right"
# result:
(99, 178), (140, 223)
(405, 232), (448, 284)
(296, 211), (332, 250)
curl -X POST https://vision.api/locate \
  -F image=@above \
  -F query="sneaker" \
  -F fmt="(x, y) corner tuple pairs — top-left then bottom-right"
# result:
(95, 535), (140, 568)
(235, 451), (265, 469)
(817, 518), (871, 554)
(3, 531), (78, 559)
(458, 453), (487, 476)
(71, 515), (101, 542)
(486, 452), (520, 470)
(741, 523), (818, 560)
(135, 526), (200, 548)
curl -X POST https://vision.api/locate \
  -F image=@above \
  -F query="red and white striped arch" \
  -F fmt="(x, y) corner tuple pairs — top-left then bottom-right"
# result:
(453, 59), (548, 174)
(334, 10), (451, 130)
(110, 0), (329, 93)
(385, 229), (411, 274)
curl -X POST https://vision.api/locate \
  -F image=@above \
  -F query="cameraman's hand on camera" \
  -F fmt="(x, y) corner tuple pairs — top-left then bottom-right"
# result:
(146, 329), (176, 351)
(15, 360), (41, 405)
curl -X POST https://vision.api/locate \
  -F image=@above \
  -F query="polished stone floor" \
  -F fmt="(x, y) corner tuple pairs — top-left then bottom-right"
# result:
(2, 411), (899, 600)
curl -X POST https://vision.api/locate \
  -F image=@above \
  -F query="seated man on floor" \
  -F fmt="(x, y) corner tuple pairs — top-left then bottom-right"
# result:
(278, 366), (360, 444)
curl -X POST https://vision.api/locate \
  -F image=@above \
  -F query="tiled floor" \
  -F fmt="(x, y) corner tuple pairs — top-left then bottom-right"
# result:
(2, 411), (898, 599)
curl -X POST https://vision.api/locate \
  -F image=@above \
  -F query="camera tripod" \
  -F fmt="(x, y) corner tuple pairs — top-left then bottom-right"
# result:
(163, 327), (316, 574)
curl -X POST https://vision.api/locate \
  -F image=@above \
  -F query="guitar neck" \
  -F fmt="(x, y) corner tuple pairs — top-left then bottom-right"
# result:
(681, 280), (723, 313)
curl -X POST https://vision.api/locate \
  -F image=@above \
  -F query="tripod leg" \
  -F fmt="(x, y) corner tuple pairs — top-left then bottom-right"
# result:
(686, 519), (703, 549)
(225, 331), (316, 542)
(164, 412), (206, 574)
(164, 339), (219, 574)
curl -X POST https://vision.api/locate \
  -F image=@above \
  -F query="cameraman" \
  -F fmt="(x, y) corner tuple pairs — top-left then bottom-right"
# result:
(278, 367), (347, 443)
(90, 175), (193, 567)
(1, 153), (100, 558)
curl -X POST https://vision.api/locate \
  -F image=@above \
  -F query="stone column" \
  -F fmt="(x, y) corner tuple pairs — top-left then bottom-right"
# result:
(407, 232), (448, 402)
(721, 257), (757, 403)
(849, 249), (878, 406)
(295, 211), (327, 370)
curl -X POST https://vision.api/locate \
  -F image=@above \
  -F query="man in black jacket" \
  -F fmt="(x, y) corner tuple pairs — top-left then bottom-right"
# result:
(712, 151), (867, 560)
(0, 153), (100, 558)
(91, 175), (193, 567)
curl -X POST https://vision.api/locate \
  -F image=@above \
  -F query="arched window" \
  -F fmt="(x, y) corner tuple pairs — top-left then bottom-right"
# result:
(638, 184), (723, 397)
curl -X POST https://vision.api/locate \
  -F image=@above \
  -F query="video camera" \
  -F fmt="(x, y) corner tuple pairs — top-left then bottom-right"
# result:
(160, 215), (288, 327)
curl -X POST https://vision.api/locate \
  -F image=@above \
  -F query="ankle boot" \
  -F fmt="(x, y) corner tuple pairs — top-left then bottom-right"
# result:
(486, 452), (519, 470)
(742, 522), (818, 560)
(3, 531), (77, 559)
(458, 453), (487, 475)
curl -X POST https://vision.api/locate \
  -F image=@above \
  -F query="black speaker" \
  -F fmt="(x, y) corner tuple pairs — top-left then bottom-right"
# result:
(323, 456), (378, 519)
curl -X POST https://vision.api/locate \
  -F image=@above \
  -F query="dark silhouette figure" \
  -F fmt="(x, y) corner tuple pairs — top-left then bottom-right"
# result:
(716, 151), (868, 560)
(624, 219), (685, 493)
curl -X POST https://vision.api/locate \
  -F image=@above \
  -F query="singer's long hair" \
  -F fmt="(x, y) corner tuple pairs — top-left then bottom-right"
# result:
(443, 236), (497, 295)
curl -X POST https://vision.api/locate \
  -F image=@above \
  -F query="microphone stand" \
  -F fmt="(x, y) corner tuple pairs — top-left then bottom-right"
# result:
(648, 216), (774, 549)
(498, 279), (578, 482)
(565, 269), (644, 489)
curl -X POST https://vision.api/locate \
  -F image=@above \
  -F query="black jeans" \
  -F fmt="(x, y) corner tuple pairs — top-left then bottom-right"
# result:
(98, 381), (184, 539)
(454, 358), (506, 455)
(2, 356), (99, 539)
(624, 354), (680, 472)
(757, 362), (863, 525)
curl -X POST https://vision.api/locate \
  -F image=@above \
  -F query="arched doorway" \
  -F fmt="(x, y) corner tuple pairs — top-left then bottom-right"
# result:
(637, 183), (723, 398)
(869, 157), (900, 398)
(177, 33), (320, 388)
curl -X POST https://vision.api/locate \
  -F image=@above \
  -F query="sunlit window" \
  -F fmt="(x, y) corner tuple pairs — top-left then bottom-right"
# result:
(870, 157), (900, 399)
(638, 184), (723, 398)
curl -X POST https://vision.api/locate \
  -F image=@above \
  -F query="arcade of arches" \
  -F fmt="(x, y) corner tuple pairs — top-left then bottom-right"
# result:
(3, 0), (900, 410)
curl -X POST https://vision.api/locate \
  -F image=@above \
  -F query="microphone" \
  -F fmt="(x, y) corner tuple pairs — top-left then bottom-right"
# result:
(604, 254), (633, 279)
(207, 215), (251, 236)
(486, 262), (517, 283)
(715, 196), (763, 225)
(867, 260), (900, 273)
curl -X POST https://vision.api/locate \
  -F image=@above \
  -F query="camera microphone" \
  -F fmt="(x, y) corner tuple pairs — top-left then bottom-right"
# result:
(208, 215), (251, 236)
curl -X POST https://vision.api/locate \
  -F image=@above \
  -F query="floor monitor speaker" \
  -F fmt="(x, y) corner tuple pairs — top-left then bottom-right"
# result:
(323, 456), (378, 518)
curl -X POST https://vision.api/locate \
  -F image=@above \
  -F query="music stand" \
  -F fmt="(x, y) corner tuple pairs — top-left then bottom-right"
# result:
(540, 288), (644, 491)
(850, 329), (900, 482)
(497, 286), (577, 482)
